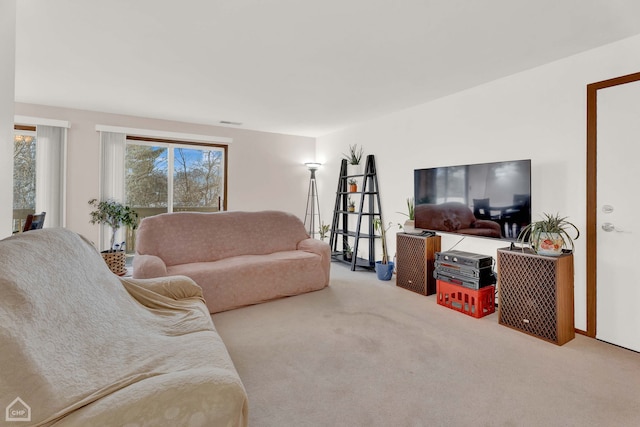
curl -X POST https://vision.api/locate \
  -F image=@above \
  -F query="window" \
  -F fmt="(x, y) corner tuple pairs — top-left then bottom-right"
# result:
(123, 136), (227, 250)
(98, 127), (230, 252)
(12, 126), (37, 232)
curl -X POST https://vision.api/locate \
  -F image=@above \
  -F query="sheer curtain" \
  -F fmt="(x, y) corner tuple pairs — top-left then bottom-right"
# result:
(35, 125), (66, 228)
(99, 131), (126, 251)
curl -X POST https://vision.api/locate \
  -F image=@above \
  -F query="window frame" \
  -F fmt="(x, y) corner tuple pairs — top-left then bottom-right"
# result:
(125, 135), (228, 212)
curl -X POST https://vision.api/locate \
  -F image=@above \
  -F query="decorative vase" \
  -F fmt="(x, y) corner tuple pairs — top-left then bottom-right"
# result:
(534, 232), (564, 256)
(101, 250), (127, 275)
(375, 261), (395, 281)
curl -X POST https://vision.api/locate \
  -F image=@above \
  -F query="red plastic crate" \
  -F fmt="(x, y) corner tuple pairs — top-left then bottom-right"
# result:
(436, 280), (495, 318)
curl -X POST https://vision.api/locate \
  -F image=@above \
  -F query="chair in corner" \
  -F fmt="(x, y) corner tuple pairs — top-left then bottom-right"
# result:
(23, 212), (46, 232)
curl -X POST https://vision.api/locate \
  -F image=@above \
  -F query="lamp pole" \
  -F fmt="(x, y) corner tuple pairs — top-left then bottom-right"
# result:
(304, 162), (321, 239)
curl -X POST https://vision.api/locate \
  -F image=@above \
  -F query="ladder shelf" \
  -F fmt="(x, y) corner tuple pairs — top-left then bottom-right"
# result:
(329, 154), (384, 271)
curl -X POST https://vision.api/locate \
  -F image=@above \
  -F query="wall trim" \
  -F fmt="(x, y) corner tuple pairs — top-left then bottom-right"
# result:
(95, 124), (232, 145)
(14, 115), (71, 128)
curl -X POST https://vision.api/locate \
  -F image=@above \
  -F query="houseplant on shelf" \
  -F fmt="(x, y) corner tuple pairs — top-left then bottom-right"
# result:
(347, 197), (356, 212)
(517, 212), (580, 256)
(88, 198), (139, 275)
(348, 178), (358, 192)
(344, 241), (353, 261)
(373, 218), (395, 280)
(343, 144), (364, 175)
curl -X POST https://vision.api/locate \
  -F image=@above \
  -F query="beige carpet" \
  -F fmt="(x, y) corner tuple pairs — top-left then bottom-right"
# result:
(212, 263), (640, 427)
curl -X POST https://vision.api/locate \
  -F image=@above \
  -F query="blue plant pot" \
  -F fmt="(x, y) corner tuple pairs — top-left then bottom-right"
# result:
(375, 261), (394, 281)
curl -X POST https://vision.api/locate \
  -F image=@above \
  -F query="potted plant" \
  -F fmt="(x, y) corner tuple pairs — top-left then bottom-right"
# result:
(348, 178), (358, 192)
(347, 197), (356, 212)
(397, 197), (416, 233)
(318, 222), (330, 241)
(344, 241), (353, 261)
(373, 218), (395, 280)
(343, 144), (364, 175)
(88, 198), (139, 275)
(517, 212), (580, 256)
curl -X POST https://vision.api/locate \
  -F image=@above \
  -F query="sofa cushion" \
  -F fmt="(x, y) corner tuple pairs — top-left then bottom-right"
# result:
(168, 250), (328, 313)
(136, 210), (310, 267)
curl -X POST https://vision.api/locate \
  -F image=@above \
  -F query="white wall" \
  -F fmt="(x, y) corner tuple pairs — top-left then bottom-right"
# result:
(316, 34), (640, 332)
(0, 0), (16, 238)
(12, 103), (315, 245)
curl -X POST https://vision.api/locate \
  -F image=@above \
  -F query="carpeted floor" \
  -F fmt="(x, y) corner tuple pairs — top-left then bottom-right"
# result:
(212, 263), (640, 427)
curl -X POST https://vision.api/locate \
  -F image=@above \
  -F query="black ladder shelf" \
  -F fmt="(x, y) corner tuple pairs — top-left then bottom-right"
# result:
(329, 154), (384, 271)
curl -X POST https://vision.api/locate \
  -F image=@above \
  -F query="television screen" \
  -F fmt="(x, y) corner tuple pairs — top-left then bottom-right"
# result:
(414, 159), (531, 240)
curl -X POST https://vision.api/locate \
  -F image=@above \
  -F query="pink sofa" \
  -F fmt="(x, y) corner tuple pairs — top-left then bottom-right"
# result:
(133, 210), (330, 313)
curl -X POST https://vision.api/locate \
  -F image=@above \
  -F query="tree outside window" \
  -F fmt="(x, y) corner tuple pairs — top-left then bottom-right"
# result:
(124, 141), (226, 250)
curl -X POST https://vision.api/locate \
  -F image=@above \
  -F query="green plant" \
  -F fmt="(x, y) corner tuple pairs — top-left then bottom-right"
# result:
(88, 198), (139, 252)
(397, 197), (415, 221)
(343, 144), (363, 165)
(517, 212), (580, 253)
(348, 178), (357, 185)
(373, 218), (396, 264)
(318, 222), (330, 240)
(348, 197), (356, 209)
(344, 241), (352, 254)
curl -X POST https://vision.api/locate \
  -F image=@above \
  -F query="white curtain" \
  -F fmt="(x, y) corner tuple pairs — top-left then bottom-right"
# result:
(99, 131), (126, 251)
(35, 125), (66, 228)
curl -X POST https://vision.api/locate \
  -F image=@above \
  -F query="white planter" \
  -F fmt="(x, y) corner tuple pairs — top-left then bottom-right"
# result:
(402, 219), (416, 234)
(347, 163), (363, 176)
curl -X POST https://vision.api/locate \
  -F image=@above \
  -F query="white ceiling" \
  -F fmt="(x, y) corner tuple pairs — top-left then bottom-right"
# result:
(14, 1), (640, 137)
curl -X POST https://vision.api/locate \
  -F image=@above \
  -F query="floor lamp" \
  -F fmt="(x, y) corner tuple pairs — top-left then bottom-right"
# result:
(304, 162), (321, 239)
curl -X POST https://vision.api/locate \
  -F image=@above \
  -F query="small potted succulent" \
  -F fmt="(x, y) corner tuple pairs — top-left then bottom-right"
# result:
(88, 198), (139, 275)
(348, 197), (356, 212)
(517, 212), (580, 256)
(344, 241), (353, 261)
(348, 178), (358, 193)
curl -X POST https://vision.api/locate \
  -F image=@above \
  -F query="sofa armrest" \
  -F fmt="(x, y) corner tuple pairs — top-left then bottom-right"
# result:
(297, 238), (331, 283)
(120, 275), (204, 301)
(297, 237), (330, 256)
(119, 275), (210, 317)
(132, 253), (168, 278)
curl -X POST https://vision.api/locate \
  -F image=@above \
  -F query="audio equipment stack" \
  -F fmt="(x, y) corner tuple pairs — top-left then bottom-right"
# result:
(433, 250), (496, 289)
(434, 250), (496, 318)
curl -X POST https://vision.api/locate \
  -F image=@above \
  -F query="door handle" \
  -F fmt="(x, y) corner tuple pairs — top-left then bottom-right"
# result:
(601, 222), (630, 233)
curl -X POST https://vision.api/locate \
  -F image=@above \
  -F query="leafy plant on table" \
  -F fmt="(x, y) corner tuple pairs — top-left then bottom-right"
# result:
(88, 199), (139, 252)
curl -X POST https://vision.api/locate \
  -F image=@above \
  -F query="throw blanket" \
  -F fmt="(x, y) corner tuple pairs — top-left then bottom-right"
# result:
(0, 228), (247, 426)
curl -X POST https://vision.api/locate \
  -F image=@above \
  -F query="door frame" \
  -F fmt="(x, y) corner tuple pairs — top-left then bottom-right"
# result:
(586, 71), (640, 338)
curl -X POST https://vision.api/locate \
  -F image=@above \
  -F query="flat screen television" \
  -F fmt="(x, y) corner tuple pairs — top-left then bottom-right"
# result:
(414, 159), (531, 240)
